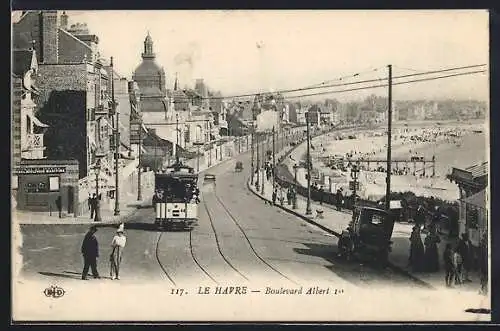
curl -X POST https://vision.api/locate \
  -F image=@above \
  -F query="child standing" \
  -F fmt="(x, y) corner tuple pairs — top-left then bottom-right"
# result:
(110, 223), (127, 280)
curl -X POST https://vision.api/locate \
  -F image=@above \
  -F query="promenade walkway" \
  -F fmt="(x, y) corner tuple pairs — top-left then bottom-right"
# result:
(248, 175), (483, 293)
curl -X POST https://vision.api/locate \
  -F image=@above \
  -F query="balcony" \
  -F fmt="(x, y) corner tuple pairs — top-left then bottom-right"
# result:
(21, 134), (46, 159)
(95, 104), (108, 115)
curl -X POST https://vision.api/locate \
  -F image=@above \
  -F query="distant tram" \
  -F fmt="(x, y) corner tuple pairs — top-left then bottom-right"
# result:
(152, 162), (200, 229)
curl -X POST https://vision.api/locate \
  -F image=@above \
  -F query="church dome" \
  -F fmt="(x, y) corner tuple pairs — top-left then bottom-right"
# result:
(133, 59), (164, 78)
(132, 32), (167, 99)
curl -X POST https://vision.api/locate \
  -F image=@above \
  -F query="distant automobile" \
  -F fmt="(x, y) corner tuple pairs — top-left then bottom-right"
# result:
(203, 174), (216, 184)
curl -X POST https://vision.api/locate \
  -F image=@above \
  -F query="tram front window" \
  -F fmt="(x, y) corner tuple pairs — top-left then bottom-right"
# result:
(155, 176), (198, 203)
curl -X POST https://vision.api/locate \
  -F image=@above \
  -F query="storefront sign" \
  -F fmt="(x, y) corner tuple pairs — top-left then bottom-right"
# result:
(14, 167), (66, 175)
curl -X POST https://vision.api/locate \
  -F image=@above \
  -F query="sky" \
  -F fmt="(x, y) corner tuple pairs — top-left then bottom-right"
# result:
(12, 10), (489, 102)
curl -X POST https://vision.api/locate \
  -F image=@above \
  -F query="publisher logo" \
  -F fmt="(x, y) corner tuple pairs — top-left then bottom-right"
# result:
(44, 285), (65, 298)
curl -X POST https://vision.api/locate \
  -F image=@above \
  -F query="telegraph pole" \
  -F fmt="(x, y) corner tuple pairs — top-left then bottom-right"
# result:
(251, 124), (255, 185)
(385, 64), (393, 212)
(176, 113), (180, 163)
(137, 114), (142, 201)
(272, 126), (276, 190)
(256, 130), (260, 191)
(112, 57), (120, 216)
(261, 131), (265, 195)
(305, 111), (312, 215)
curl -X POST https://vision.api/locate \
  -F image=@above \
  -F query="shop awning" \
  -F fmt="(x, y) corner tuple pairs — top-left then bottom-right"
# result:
(461, 189), (486, 209)
(28, 112), (49, 128)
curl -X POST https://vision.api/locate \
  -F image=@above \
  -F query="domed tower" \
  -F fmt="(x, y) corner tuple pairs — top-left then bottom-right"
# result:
(132, 32), (167, 100)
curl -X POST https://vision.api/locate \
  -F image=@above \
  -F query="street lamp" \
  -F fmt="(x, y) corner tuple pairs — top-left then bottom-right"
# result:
(293, 163), (299, 210)
(350, 162), (360, 213)
(93, 150), (106, 222)
(305, 111), (312, 215)
(111, 56), (120, 216)
(193, 141), (204, 173)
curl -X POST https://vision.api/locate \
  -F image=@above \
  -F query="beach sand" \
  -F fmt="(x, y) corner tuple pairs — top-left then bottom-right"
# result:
(306, 122), (487, 201)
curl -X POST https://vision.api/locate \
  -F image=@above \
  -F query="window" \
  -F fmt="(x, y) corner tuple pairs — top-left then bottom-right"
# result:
(26, 115), (31, 134)
(24, 179), (49, 193)
(184, 126), (190, 143)
(49, 176), (60, 191)
(12, 175), (18, 190)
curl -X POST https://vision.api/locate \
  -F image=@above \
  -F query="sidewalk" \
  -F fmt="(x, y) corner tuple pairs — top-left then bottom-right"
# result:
(14, 189), (154, 225)
(247, 176), (484, 292)
(13, 143), (250, 225)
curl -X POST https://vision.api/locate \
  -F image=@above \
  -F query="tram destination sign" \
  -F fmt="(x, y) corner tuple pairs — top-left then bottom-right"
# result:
(14, 167), (66, 175)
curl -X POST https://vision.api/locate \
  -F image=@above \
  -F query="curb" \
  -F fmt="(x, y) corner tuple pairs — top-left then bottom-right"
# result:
(246, 179), (343, 237)
(246, 178), (434, 290)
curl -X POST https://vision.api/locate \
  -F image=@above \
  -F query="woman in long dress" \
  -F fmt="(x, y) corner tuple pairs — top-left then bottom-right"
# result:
(424, 226), (441, 272)
(110, 223), (127, 280)
(409, 225), (425, 272)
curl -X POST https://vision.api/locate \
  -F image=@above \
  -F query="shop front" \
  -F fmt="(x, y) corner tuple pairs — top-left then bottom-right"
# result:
(13, 160), (79, 216)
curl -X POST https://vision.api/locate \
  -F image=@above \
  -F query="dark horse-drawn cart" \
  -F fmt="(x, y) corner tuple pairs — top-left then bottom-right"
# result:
(337, 206), (395, 264)
(235, 161), (243, 172)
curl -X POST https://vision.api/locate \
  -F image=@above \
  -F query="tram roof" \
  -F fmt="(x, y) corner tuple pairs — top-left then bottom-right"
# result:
(155, 162), (197, 177)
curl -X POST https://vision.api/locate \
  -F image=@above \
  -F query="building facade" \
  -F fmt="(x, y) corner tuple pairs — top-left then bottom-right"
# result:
(12, 49), (49, 165)
(449, 161), (488, 247)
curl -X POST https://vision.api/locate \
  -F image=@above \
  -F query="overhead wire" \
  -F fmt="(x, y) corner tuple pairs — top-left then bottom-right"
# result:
(283, 69), (487, 99)
(170, 64), (487, 103)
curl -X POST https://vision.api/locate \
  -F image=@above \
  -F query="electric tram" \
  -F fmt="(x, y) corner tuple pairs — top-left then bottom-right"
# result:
(152, 161), (200, 229)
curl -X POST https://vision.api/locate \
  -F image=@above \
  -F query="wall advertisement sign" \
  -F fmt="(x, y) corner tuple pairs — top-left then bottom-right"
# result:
(14, 167), (66, 175)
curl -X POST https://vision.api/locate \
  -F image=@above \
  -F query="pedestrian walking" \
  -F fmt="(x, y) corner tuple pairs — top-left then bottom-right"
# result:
(409, 225), (425, 272)
(272, 189), (277, 205)
(415, 204), (425, 229)
(453, 246), (463, 285)
(87, 193), (92, 211)
(110, 223), (127, 280)
(335, 189), (343, 211)
(443, 243), (454, 287)
(55, 195), (62, 218)
(90, 193), (97, 219)
(81, 225), (100, 280)
(318, 185), (324, 205)
(457, 232), (473, 282)
(423, 226), (441, 272)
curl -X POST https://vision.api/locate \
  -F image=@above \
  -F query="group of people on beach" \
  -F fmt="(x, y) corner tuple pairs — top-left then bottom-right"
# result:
(80, 223), (127, 281)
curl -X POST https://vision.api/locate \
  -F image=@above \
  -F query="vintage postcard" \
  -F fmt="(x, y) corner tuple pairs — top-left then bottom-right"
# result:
(11, 10), (491, 322)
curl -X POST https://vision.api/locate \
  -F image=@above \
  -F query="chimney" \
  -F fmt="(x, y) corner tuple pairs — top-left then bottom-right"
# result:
(41, 10), (59, 63)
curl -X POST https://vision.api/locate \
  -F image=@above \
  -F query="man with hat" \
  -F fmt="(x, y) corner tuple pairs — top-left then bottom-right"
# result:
(81, 225), (100, 280)
(110, 223), (127, 280)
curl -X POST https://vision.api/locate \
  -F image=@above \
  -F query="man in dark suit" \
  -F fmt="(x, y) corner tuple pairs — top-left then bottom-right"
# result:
(81, 226), (100, 280)
(55, 195), (62, 218)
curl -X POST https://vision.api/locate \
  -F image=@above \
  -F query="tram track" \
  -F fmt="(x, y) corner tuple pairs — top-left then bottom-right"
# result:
(188, 229), (219, 284)
(201, 200), (250, 282)
(213, 192), (300, 286)
(154, 232), (177, 286)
